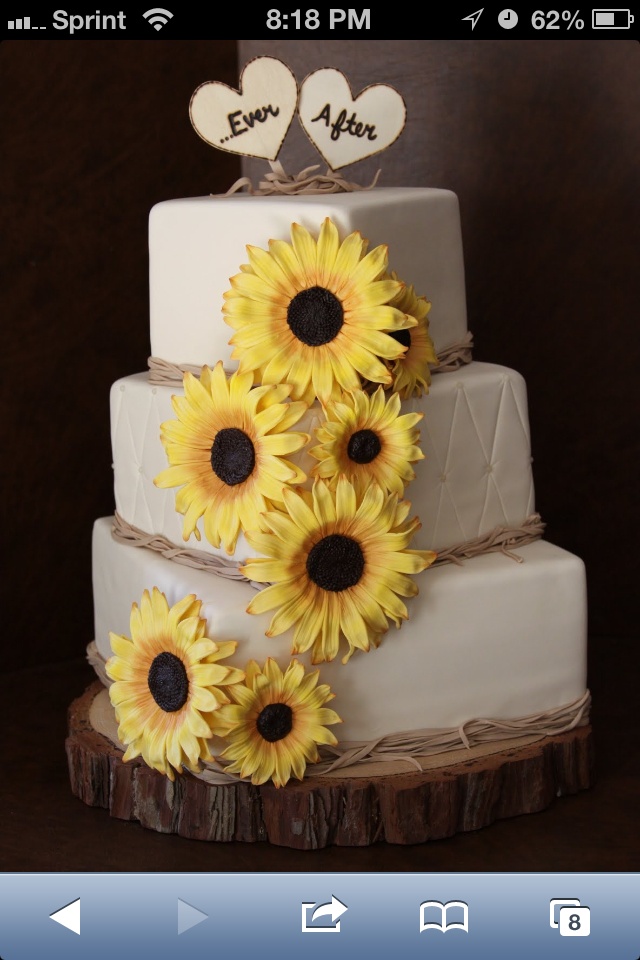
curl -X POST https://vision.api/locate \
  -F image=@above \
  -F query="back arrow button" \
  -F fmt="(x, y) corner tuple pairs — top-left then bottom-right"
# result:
(50, 898), (81, 935)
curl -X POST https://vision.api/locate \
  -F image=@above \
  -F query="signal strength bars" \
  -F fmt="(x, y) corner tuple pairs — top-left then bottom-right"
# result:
(142, 7), (173, 30)
(8, 17), (46, 28)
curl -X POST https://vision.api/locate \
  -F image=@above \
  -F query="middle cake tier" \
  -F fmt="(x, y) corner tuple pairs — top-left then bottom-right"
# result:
(111, 360), (535, 562)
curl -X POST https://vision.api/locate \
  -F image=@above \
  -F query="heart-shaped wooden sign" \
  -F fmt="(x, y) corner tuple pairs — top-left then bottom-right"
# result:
(298, 69), (406, 170)
(190, 57), (298, 161)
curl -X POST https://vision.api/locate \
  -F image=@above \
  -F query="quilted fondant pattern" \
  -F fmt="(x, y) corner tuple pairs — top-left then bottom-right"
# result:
(111, 362), (535, 562)
(412, 364), (535, 551)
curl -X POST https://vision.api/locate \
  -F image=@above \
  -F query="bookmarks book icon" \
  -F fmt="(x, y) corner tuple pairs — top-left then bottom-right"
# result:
(419, 900), (469, 933)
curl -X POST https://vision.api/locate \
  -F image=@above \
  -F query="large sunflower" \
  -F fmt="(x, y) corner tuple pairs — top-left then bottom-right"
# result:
(242, 477), (437, 664)
(385, 277), (438, 398)
(106, 588), (245, 780)
(223, 217), (416, 405)
(309, 385), (424, 497)
(210, 658), (340, 788)
(154, 361), (309, 555)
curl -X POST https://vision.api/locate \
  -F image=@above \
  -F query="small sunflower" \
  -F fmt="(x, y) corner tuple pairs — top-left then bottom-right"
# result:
(154, 361), (309, 555)
(210, 658), (340, 788)
(309, 385), (424, 497)
(385, 276), (438, 398)
(242, 477), (437, 664)
(223, 217), (416, 406)
(106, 588), (245, 780)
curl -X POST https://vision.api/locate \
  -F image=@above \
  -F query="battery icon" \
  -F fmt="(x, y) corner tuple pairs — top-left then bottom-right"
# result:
(592, 8), (634, 26)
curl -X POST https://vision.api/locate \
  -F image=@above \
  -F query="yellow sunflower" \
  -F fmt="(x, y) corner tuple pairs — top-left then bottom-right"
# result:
(309, 385), (424, 497)
(106, 588), (245, 780)
(210, 658), (340, 788)
(154, 361), (309, 555)
(222, 217), (416, 405)
(385, 276), (438, 398)
(242, 477), (437, 664)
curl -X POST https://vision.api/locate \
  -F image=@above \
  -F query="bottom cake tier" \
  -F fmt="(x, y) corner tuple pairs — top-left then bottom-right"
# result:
(92, 517), (587, 745)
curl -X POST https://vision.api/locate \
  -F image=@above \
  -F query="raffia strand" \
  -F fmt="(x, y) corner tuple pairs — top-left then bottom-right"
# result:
(86, 642), (590, 784)
(220, 160), (381, 197)
(112, 511), (545, 582)
(147, 332), (473, 386)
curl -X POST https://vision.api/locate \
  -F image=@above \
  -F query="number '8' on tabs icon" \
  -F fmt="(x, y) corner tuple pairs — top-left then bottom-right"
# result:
(559, 906), (591, 936)
(549, 899), (591, 937)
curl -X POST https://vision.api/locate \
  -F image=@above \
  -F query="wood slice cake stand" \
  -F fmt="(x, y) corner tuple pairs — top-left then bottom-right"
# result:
(66, 681), (594, 850)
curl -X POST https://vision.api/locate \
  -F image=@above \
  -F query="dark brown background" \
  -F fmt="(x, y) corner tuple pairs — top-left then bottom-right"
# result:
(1, 40), (638, 870)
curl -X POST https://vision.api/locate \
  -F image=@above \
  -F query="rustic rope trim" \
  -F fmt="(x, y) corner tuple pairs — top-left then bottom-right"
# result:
(148, 357), (205, 383)
(85, 642), (591, 783)
(112, 511), (545, 581)
(433, 330), (474, 372)
(147, 333), (474, 387)
(312, 690), (591, 776)
(221, 160), (381, 197)
(436, 514), (546, 565)
(111, 513), (261, 586)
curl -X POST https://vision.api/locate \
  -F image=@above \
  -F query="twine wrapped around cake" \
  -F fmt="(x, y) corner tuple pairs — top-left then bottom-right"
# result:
(110, 510), (546, 580)
(110, 513), (259, 583)
(147, 332), (474, 386)
(313, 689), (591, 774)
(84, 645), (590, 782)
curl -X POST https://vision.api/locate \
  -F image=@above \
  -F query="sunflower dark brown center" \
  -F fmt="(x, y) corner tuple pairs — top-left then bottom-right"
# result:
(287, 286), (344, 346)
(306, 533), (365, 592)
(347, 428), (382, 464)
(147, 652), (189, 712)
(210, 427), (255, 485)
(256, 702), (293, 742)
(389, 327), (412, 349)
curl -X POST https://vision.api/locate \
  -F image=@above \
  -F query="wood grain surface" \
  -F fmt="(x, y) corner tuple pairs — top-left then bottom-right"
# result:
(65, 682), (594, 850)
(1, 639), (638, 869)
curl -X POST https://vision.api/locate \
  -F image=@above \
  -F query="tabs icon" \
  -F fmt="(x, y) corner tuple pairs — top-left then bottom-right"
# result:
(550, 898), (590, 937)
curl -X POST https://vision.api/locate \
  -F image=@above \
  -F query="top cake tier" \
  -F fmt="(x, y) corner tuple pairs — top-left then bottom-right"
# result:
(149, 188), (468, 368)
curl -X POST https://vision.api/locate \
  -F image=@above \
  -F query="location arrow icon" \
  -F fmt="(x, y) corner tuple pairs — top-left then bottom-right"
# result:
(462, 8), (484, 28)
(178, 899), (208, 935)
(50, 898), (81, 935)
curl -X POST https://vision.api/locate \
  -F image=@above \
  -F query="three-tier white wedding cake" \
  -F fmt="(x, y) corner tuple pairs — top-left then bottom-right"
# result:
(90, 186), (587, 789)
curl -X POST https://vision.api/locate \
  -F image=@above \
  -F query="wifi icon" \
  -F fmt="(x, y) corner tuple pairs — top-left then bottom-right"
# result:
(143, 7), (174, 30)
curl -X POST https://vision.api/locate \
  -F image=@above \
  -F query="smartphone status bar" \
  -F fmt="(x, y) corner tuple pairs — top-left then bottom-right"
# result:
(2, 5), (638, 39)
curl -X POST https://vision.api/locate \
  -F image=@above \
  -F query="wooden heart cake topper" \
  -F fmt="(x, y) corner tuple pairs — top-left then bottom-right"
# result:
(190, 57), (298, 161)
(298, 69), (407, 170)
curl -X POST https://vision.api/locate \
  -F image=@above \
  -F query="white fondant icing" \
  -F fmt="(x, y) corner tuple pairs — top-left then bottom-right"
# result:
(92, 517), (587, 741)
(148, 189), (467, 368)
(111, 361), (535, 562)
(93, 183), (588, 768)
